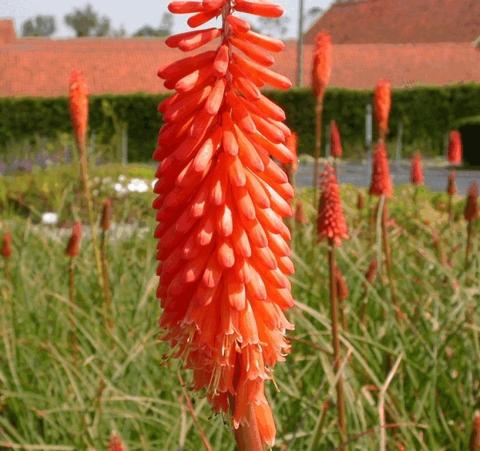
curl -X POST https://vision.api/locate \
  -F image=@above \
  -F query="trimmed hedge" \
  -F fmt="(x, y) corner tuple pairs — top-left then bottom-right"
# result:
(1, 84), (479, 161)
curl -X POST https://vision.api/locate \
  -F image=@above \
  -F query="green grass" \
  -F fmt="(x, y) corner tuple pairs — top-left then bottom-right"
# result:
(0, 165), (478, 450)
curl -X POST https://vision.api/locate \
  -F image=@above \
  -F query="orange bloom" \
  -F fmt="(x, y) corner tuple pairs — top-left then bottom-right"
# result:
(69, 70), (89, 151)
(154, 2), (295, 447)
(357, 192), (365, 211)
(369, 142), (393, 197)
(374, 79), (391, 138)
(1, 233), (12, 259)
(410, 152), (424, 186)
(464, 182), (478, 222)
(317, 164), (348, 246)
(470, 411), (480, 451)
(365, 259), (378, 285)
(66, 222), (82, 258)
(448, 130), (462, 166)
(108, 433), (125, 451)
(294, 199), (308, 225)
(285, 132), (299, 173)
(312, 32), (332, 100)
(447, 171), (457, 196)
(330, 120), (343, 158)
(101, 198), (113, 231)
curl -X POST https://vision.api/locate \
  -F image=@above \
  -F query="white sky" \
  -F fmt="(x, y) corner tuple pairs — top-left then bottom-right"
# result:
(0, 0), (333, 38)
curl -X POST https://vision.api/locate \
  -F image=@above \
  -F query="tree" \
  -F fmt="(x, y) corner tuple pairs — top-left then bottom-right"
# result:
(133, 14), (173, 38)
(64, 4), (112, 37)
(21, 15), (56, 37)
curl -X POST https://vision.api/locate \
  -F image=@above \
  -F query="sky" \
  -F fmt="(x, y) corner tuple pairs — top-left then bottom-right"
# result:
(0, 0), (333, 38)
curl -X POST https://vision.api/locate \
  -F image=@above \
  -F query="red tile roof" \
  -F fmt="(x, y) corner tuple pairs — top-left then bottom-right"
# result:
(305, 0), (480, 44)
(0, 19), (479, 97)
(300, 42), (480, 89)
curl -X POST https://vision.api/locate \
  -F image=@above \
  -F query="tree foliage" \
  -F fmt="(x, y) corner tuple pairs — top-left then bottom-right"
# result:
(21, 15), (56, 37)
(64, 4), (113, 37)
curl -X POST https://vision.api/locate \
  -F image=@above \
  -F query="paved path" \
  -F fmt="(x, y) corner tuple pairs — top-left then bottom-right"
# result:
(296, 161), (480, 195)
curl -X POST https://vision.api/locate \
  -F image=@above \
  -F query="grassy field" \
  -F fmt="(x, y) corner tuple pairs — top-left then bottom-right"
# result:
(0, 164), (478, 450)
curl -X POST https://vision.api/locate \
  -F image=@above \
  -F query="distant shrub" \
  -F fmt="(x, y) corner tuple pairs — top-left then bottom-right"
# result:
(1, 84), (479, 161)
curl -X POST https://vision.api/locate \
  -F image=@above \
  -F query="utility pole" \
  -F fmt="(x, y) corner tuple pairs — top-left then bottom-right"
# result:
(296, 0), (305, 86)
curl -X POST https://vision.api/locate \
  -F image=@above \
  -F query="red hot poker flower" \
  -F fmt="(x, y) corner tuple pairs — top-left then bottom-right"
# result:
(330, 120), (343, 159)
(108, 433), (126, 451)
(155, 2), (295, 447)
(295, 199), (308, 225)
(317, 164), (349, 246)
(69, 70), (89, 151)
(470, 411), (480, 451)
(374, 79), (391, 139)
(369, 142), (393, 197)
(312, 32), (332, 100)
(448, 130), (462, 166)
(1, 233), (12, 259)
(285, 132), (299, 173)
(410, 152), (424, 186)
(447, 171), (457, 196)
(464, 182), (479, 222)
(66, 222), (82, 258)
(101, 198), (113, 231)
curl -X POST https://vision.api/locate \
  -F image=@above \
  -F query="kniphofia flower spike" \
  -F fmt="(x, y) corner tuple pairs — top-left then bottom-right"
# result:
(374, 79), (391, 139)
(66, 222), (82, 258)
(464, 182), (479, 222)
(370, 142), (393, 197)
(154, 1), (295, 447)
(317, 164), (349, 246)
(448, 131), (462, 166)
(410, 152), (424, 186)
(69, 70), (88, 151)
(312, 32), (332, 101)
(1, 233), (12, 259)
(330, 120), (343, 159)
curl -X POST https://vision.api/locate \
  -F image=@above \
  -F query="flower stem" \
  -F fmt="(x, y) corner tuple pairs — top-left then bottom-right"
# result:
(68, 257), (78, 363)
(78, 141), (104, 295)
(465, 220), (474, 270)
(380, 197), (401, 320)
(100, 229), (114, 331)
(313, 100), (324, 208)
(328, 240), (347, 445)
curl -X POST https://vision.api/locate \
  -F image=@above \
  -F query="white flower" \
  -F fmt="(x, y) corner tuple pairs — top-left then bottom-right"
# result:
(118, 175), (127, 182)
(127, 178), (149, 193)
(41, 212), (58, 225)
(114, 183), (127, 194)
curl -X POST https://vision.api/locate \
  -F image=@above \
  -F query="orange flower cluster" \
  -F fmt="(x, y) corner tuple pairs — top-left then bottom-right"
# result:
(374, 79), (391, 139)
(1, 233), (12, 259)
(101, 198), (113, 231)
(69, 70), (89, 151)
(154, 1), (295, 446)
(108, 434), (125, 451)
(410, 152), (424, 186)
(66, 222), (82, 258)
(369, 142), (393, 197)
(330, 120), (343, 158)
(447, 171), (457, 196)
(464, 182), (478, 222)
(312, 32), (332, 100)
(317, 164), (348, 246)
(294, 199), (308, 225)
(448, 130), (463, 166)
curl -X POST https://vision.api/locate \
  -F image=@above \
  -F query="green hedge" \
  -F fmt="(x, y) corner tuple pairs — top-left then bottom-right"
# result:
(1, 84), (479, 161)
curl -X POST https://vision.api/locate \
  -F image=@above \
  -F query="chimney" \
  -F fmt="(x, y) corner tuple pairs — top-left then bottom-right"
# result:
(0, 19), (16, 45)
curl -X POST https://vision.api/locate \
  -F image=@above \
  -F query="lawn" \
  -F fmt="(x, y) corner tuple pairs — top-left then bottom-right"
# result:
(0, 164), (478, 450)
